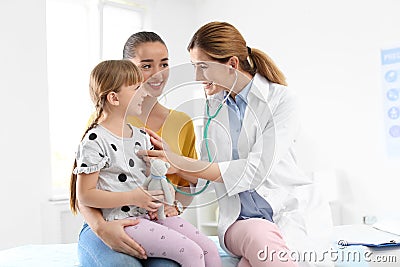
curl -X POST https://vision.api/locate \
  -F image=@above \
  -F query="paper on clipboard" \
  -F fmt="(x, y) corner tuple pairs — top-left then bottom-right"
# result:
(373, 219), (400, 237)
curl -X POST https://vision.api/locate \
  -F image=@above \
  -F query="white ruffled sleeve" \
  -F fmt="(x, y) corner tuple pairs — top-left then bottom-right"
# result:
(73, 136), (110, 174)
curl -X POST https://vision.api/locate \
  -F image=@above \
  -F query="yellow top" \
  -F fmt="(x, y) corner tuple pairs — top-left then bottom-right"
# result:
(127, 110), (197, 187)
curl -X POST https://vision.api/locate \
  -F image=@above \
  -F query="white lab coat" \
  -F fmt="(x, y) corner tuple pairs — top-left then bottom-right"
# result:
(197, 73), (333, 266)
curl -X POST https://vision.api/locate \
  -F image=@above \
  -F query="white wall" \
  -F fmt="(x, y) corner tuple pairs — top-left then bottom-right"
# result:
(0, 0), (51, 249)
(146, 0), (198, 65)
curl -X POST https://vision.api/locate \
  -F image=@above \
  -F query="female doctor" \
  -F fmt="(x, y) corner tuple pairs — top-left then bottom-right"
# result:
(140, 21), (331, 267)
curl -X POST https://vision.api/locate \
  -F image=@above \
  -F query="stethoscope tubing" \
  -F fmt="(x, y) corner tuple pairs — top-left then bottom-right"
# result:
(167, 69), (238, 196)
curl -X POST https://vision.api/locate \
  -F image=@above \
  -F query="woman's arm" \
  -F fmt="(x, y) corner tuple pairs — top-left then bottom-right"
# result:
(176, 117), (198, 207)
(175, 186), (193, 208)
(77, 171), (163, 211)
(78, 203), (147, 259)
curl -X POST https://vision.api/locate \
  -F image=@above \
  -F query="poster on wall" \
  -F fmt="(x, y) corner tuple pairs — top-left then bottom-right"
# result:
(381, 46), (400, 158)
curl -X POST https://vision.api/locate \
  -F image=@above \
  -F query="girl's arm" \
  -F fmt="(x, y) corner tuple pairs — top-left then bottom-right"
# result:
(77, 171), (163, 211)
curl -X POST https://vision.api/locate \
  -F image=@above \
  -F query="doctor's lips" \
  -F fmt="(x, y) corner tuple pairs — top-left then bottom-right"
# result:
(203, 81), (215, 90)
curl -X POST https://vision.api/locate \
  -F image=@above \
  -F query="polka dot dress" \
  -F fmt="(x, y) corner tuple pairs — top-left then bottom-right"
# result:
(74, 124), (153, 221)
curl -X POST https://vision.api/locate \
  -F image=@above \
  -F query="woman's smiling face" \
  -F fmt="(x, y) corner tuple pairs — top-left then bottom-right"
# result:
(129, 41), (169, 97)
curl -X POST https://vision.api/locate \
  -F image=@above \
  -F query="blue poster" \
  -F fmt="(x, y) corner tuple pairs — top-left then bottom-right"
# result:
(381, 46), (400, 157)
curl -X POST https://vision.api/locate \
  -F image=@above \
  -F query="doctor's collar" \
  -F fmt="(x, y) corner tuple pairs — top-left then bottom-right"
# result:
(224, 78), (253, 103)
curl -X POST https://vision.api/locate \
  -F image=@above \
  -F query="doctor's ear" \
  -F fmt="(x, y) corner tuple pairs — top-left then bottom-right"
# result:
(228, 56), (239, 70)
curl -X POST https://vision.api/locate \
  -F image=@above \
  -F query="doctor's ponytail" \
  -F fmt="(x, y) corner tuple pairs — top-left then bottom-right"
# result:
(188, 21), (287, 86)
(248, 47), (287, 86)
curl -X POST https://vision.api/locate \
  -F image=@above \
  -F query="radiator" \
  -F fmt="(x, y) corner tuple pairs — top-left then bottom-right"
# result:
(41, 199), (84, 244)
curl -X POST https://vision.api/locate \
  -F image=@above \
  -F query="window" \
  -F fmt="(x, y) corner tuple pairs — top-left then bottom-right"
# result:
(101, 3), (143, 60)
(46, 0), (144, 198)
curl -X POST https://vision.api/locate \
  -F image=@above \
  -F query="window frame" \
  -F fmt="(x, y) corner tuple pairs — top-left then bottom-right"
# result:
(99, 0), (146, 60)
(46, 0), (145, 199)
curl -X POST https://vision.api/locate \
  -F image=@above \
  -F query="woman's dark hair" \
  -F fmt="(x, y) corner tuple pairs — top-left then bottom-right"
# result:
(123, 31), (167, 59)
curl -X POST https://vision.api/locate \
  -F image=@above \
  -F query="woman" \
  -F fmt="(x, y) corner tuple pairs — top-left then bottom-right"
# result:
(140, 22), (331, 267)
(76, 32), (197, 267)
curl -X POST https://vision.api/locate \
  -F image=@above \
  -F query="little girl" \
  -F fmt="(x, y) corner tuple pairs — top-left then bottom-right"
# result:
(70, 60), (221, 267)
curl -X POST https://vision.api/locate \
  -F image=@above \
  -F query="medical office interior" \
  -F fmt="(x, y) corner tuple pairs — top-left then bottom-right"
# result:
(1, 0), (400, 265)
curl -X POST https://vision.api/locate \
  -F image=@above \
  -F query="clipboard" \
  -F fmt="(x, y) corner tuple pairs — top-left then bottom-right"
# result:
(339, 240), (400, 248)
(335, 224), (400, 249)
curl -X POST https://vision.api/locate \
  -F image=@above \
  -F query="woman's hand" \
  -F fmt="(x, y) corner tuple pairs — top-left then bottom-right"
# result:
(148, 183), (177, 219)
(95, 219), (147, 259)
(164, 204), (179, 217)
(147, 204), (178, 220)
(131, 187), (164, 212)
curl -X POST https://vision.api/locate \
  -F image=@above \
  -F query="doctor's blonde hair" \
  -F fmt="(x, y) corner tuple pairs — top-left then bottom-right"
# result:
(187, 21), (287, 86)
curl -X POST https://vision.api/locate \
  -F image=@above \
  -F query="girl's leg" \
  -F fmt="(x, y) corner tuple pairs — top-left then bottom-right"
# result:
(159, 217), (222, 267)
(124, 218), (205, 267)
(78, 223), (179, 267)
(224, 218), (298, 267)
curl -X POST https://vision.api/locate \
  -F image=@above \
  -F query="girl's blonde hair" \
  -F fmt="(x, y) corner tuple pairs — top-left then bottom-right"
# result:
(187, 21), (287, 86)
(70, 60), (143, 214)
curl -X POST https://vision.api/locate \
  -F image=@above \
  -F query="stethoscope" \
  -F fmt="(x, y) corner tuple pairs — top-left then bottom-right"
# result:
(167, 67), (239, 196)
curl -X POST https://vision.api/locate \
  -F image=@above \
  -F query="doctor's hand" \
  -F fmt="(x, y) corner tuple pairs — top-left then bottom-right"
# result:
(143, 127), (171, 152)
(137, 149), (180, 175)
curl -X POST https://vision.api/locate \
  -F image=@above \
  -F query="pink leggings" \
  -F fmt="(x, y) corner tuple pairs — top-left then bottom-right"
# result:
(124, 216), (221, 267)
(225, 218), (298, 267)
